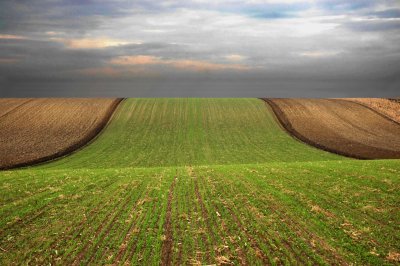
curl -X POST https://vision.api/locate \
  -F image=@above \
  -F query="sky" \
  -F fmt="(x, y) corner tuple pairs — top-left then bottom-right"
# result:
(0, 0), (399, 97)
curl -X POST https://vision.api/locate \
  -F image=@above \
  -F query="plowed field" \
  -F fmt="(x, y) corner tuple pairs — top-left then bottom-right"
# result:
(1, 160), (399, 265)
(42, 98), (340, 169)
(0, 98), (121, 169)
(265, 98), (400, 159)
(346, 98), (400, 124)
(1, 98), (399, 265)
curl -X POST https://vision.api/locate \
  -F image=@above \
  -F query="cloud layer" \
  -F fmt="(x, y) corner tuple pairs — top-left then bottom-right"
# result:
(0, 0), (399, 96)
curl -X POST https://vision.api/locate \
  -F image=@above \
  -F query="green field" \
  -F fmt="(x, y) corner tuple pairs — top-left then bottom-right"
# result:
(42, 98), (341, 169)
(1, 99), (399, 265)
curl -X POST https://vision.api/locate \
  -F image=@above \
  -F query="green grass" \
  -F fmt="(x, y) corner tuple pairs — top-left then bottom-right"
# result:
(1, 99), (399, 265)
(41, 98), (342, 169)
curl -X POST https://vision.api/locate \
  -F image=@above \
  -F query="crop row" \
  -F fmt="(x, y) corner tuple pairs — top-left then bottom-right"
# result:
(1, 159), (399, 265)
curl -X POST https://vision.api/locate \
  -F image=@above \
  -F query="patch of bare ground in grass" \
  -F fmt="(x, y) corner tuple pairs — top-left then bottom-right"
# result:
(386, 251), (400, 262)
(0, 98), (122, 169)
(263, 98), (400, 159)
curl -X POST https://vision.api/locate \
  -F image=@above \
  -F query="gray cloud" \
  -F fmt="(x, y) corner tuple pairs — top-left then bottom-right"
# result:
(369, 8), (400, 18)
(344, 20), (400, 32)
(0, 0), (399, 96)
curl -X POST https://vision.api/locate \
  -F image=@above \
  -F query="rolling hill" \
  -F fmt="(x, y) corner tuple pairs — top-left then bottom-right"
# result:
(264, 98), (400, 159)
(0, 98), (399, 265)
(41, 98), (342, 169)
(0, 98), (121, 169)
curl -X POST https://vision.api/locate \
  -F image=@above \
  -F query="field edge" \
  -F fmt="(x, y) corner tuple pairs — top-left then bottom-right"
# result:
(0, 98), (124, 171)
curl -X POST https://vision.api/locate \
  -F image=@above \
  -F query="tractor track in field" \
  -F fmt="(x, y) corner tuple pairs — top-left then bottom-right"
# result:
(241, 174), (348, 265)
(273, 173), (399, 231)
(200, 174), (264, 265)
(223, 202), (269, 264)
(93, 185), (150, 264)
(124, 174), (167, 264)
(202, 176), (249, 265)
(173, 189), (184, 266)
(124, 204), (149, 263)
(1, 99), (399, 265)
(190, 167), (214, 264)
(4, 179), (125, 263)
(0, 193), (60, 243)
(45, 180), (127, 263)
(239, 171), (329, 264)
(191, 167), (245, 265)
(112, 184), (152, 264)
(193, 181), (212, 263)
(232, 178), (308, 264)
(71, 191), (134, 265)
(86, 187), (148, 265)
(49, 204), (103, 262)
(209, 170), (337, 265)
(161, 176), (177, 266)
(262, 168), (400, 234)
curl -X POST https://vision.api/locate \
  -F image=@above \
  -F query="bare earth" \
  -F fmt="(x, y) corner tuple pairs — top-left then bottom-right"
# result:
(345, 98), (400, 124)
(0, 98), (121, 169)
(264, 98), (400, 159)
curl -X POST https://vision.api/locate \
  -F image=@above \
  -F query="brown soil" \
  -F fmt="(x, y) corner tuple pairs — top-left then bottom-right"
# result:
(263, 99), (400, 159)
(0, 98), (122, 169)
(345, 98), (400, 124)
(0, 99), (33, 118)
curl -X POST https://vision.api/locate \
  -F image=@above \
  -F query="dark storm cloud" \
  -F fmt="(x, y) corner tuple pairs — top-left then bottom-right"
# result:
(0, 0), (400, 97)
(0, 0), (131, 37)
(0, 38), (109, 76)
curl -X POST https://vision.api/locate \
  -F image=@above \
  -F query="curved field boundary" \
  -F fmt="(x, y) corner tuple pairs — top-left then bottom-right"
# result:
(262, 98), (358, 159)
(343, 99), (400, 125)
(0, 98), (123, 170)
(28, 98), (127, 169)
(39, 99), (342, 170)
(263, 98), (400, 160)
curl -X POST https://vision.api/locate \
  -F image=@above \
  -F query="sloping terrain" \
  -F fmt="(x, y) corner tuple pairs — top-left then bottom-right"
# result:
(41, 98), (341, 169)
(0, 98), (399, 265)
(0, 99), (32, 117)
(264, 98), (400, 159)
(1, 160), (399, 265)
(345, 98), (400, 124)
(0, 98), (121, 169)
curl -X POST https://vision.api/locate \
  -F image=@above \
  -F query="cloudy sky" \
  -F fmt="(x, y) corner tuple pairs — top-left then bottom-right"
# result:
(0, 0), (399, 96)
